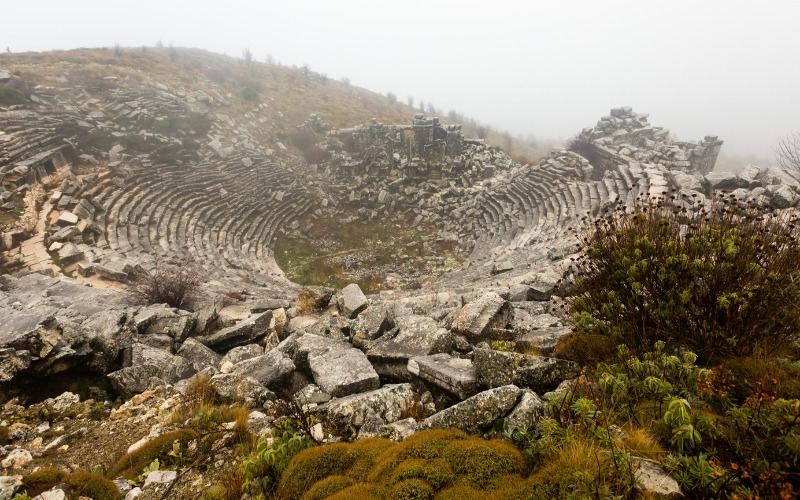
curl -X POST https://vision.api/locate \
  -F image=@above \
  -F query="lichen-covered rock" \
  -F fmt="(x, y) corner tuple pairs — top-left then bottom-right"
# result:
(367, 315), (453, 381)
(407, 353), (477, 399)
(451, 292), (513, 342)
(315, 383), (418, 434)
(0, 475), (22, 500)
(296, 286), (334, 315)
(0, 448), (32, 469)
(210, 372), (275, 406)
(473, 348), (578, 393)
(108, 344), (197, 398)
(633, 459), (684, 498)
(0, 348), (31, 383)
(308, 347), (380, 398)
(337, 283), (368, 319)
(350, 304), (392, 350)
(503, 389), (546, 432)
(219, 344), (263, 373)
(419, 385), (521, 433)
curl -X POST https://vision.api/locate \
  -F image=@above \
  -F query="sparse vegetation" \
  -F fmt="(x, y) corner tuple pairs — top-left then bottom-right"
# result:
(128, 257), (202, 309)
(0, 83), (27, 105)
(564, 193), (800, 363)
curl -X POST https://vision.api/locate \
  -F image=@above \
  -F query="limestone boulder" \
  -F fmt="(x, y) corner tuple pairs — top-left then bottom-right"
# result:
(308, 347), (380, 398)
(200, 311), (273, 352)
(503, 389), (546, 432)
(230, 348), (295, 390)
(350, 303), (392, 350)
(315, 383), (419, 434)
(176, 338), (222, 370)
(210, 372), (275, 406)
(419, 385), (521, 434)
(767, 184), (799, 208)
(295, 286), (334, 315)
(337, 283), (369, 319)
(451, 292), (513, 342)
(407, 353), (477, 399)
(474, 348), (579, 393)
(633, 459), (684, 498)
(367, 315), (454, 381)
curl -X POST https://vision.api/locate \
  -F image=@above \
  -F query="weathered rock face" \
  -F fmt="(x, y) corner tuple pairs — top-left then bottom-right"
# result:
(200, 311), (273, 352)
(176, 338), (222, 370)
(230, 348), (295, 390)
(451, 292), (513, 342)
(407, 353), (476, 399)
(350, 304), (392, 350)
(503, 389), (546, 432)
(295, 286), (334, 315)
(337, 283), (368, 319)
(107, 344), (197, 398)
(419, 385), (521, 433)
(473, 348), (579, 393)
(367, 315), (453, 381)
(308, 347), (380, 398)
(315, 383), (420, 436)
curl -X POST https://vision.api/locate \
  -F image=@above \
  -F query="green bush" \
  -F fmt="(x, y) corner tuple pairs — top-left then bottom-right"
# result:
(241, 87), (259, 101)
(566, 194), (800, 363)
(0, 84), (27, 105)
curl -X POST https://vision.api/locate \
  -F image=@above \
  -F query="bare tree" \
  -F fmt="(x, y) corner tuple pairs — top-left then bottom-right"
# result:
(427, 103), (436, 114)
(168, 43), (177, 63)
(265, 54), (275, 65)
(407, 96), (414, 108)
(419, 100), (425, 112)
(114, 43), (123, 57)
(476, 125), (490, 140)
(242, 48), (253, 66)
(502, 131), (514, 153)
(776, 132), (800, 175)
(386, 91), (397, 103)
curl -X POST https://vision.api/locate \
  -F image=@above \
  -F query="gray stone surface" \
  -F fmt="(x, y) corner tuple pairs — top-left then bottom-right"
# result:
(337, 283), (369, 319)
(176, 338), (222, 370)
(407, 353), (476, 399)
(367, 315), (453, 381)
(210, 372), (275, 405)
(503, 389), (546, 432)
(451, 292), (513, 342)
(0, 475), (22, 500)
(474, 348), (578, 393)
(308, 347), (380, 397)
(419, 385), (521, 433)
(350, 304), (392, 350)
(200, 311), (273, 351)
(230, 348), (295, 390)
(633, 459), (684, 498)
(295, 286), (334, 315)
(108, 344), (196, 398)
(315, 383), (418, 432)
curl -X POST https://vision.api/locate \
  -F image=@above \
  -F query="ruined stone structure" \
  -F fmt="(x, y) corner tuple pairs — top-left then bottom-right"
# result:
(578, 107), (723, 175)
(330, 114), (466, 180)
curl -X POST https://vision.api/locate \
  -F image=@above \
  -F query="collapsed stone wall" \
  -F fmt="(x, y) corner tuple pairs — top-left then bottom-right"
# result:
(578, 106), (723, 175)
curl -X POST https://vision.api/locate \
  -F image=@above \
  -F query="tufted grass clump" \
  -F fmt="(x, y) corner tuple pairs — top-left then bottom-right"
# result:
(565, 193), (800, 364)
(302, 475), (356, 500)
(21, 468), (68, 497)
(108, 429), (199, 479)
(63, 471), (122, 500)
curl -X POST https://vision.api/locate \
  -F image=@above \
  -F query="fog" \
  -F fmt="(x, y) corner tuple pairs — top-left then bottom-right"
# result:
(3, 0), (799, 160)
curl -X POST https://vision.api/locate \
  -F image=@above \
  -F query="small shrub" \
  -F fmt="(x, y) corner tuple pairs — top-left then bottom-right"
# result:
(390, 458), (453, 490)
(719, 355), (800, 403)
(277, 442), (354, 499)
(185, 374), (218, 409)
(326, 483), (389, 500)
(552, 331), (617, 366)
(128, 257), (202, 309)
(302, 475), (355, 500)
(64, 471), (121, 500)
(241, 87), (259, 102)
(22, 468), (67, 497)
(391, 478), (434, 500)
(0, 84), (27, 105)
(441, 439), (526, 489)
(108, 429), (198, 479)
(565, 194), (800, 363)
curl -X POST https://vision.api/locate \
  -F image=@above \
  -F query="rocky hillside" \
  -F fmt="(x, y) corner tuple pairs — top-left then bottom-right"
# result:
(2, 47), (800, 499)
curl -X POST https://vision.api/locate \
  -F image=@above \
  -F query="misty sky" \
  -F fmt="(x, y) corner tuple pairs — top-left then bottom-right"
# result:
(2, 0), (799, 160)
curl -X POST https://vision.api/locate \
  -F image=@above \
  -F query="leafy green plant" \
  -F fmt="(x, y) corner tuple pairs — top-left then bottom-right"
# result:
(242, 418), (317, 496)
(565, 194), (800, 363)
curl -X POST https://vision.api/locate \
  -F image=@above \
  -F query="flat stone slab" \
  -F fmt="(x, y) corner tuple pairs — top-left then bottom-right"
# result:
(407, 353), (476, 399)
(420, 384), (521, 434)
(308, 347), (380, 398)
(367, 315), (453, 382)
(315, 383), (416, 431)
(200, 311), (272, 352)
(338, 283), (368, 319)
(231, 348), (295, 390)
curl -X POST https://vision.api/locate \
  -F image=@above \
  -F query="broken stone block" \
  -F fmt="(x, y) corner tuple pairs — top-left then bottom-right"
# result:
(295, 286), (334, 315)
(473, 348), (578, 393)
(503, 389), (546, 432)
(308, 347), (380, 398)
(315, 383), (417, 434)
(419, 385), (521, 434)
(407, 353), (477, 399)
(56, 211), (79, 227)
(350, 304), (392, 350)
(337, 283), (368, 319)
(230, 348), (295, 390)
(451, 292), (513, 342)
(176, 338), (222, 370)
(367, 315), (453, 382)
(200, 311), (273, 352)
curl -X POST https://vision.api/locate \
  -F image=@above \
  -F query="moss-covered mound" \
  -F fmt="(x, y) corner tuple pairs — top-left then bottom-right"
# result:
(278, 430), (530, 500)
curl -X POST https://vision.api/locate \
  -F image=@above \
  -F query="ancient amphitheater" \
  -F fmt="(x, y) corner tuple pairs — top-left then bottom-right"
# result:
(2, 52), (799, 498)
